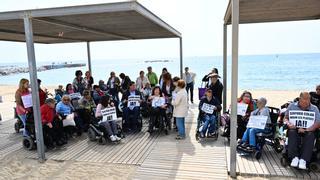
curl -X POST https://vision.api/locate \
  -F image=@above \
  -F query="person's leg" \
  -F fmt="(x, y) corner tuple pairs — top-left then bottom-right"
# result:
(122, 107), (129, 130)
(186, 84), (190, 98)
(190, 82), (194, 103)
(248, 128), (266, 147)
(301, 131), (315, 162)
(241, 128), (250, 144)
(208, 115), (217, 134)
(287, 129), (299, 159)
(160, 108), (169, 129)
(176, 117), (186, 137)
(132, 107), (140, 130)
(201, 115), (210, 135)
(110, 121), (118, 135)
(18, 114), (28, 136)
(100, 121), (113, 137)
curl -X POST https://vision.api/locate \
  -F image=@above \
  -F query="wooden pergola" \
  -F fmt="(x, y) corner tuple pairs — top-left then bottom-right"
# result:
(223, 0), (320, 177)
(0, 1), (181, 162)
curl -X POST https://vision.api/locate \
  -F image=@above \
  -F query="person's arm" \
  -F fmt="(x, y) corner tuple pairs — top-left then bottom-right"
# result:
(95, 104), (102, 118)
(171, 92), (182, 106)
(198, 99), (204, 111)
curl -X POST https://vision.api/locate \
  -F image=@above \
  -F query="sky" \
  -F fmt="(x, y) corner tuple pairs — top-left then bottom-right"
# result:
(0, 0), (319, 63)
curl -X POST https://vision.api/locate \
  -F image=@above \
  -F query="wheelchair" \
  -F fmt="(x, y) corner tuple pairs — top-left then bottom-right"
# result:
(118, 102), (143, 132)
(280, 128), (320, 171)
(87, 117), (125, 144)
(236, 107), (284, 160)
(14, 107), (24, 133)
(195, 112), (220, 142)
(148, 105), (171, 135)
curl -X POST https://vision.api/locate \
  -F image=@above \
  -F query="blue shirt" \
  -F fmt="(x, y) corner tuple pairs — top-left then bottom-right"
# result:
(56, 101), (73, 115)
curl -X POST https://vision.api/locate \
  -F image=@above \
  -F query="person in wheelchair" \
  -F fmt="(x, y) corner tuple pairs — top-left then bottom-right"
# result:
(198, 89), (221, 138)
(285, 92), (320, 170)
(239, 97), (271, 151)
(78, 90), (96, 131)
(121, 81), (143, 131)
(41, 98), (65, 149)
(95, 95), (121, 142)
(148, 86), (168, 134)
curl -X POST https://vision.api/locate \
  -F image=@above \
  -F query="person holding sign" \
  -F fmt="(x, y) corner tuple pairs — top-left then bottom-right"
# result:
(95, 96), (121, 142)
(121, 81), (143, 132)
(15, 78), (31, 136)
(239, 97), (271, 151)
(285, 92), (320, 170)
(198, 89), (221, 138)
(148, 86), (168, 134)
(172, 80), (189, 140)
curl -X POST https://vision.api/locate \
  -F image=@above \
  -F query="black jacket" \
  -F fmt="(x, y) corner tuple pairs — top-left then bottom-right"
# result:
(310, 92), (320, 110)
(121, 90), (143, 106)
(121, 76), (131, 92)
(208, 79), (223, 104)
(161, 81), (175, 97)
(199, 96), (221, 116)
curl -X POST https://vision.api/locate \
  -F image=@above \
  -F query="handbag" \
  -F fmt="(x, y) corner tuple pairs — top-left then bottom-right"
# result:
(63, 113), (76, 127)
(198, 82), (207, 100)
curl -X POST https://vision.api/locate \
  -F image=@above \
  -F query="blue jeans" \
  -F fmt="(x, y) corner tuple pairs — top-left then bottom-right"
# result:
(201, 114), (216, 135)
(176, 117), (185, 137)
(123, 106), (140, 130)
(18, 114), (28, 136)
(241, 128), (271, 146)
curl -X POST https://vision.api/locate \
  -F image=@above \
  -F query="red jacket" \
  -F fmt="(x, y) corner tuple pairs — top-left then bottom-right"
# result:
(40, 104), (55, 125)
(39, 89), (47, 106)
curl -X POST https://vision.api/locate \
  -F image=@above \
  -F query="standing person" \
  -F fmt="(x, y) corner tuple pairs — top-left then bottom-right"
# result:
(119, 73), (131, 94)
(72, 70), (86, 94)
(84, 71), (94, 90)
(159, 68), (168, 87)
(15, 78), (31, 136)
(161, 73), (174, 100)
(38, 79), (48, 106)
(146, 66), (158, 87)
(136, 71), (150, 92)
(310, 84), (320, 110)
(183, 67), (196, 103)
(172, 80), (188, 140)
(208, 73), (224, 105)
(107, 72), (121, 101)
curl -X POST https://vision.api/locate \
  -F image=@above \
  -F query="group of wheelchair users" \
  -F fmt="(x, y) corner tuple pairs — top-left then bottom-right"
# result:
(14, 66), (320, 170)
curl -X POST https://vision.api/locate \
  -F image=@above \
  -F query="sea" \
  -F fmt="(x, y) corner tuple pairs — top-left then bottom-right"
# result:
(0, 53), (319, 91)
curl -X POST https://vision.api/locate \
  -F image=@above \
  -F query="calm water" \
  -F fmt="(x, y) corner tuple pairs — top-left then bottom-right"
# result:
(0, 53), (319, 91)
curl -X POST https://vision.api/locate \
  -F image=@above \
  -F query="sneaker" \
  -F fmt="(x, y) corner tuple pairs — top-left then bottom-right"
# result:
(200, 132), (205, 138)
(290, 157), (299, 167)
(298, 159), (307, 170)
(115, 136), (121, 141)
(110, 135), (116, 142)
(175, 135), (185, 140)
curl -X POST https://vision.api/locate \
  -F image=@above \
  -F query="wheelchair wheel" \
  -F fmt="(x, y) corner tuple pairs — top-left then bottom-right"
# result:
(23, 137), (35, 150)
(254, 151), (262, 160)
(14, 122), (20, 133)
(87, 127), (96, 141)
(310, 162), (320, 172)
(280, 157), (288, 167)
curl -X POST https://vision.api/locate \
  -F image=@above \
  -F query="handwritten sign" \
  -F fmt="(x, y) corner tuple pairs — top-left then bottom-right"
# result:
(101, 107), (117, 122)
(69, 92), (81, 100)
(201, 103), (215, 114)
(21, 94), (33, 108)
(247, 115), (268, 129)
(289, 110), (315, 128)
(237, 103), (248, 116)
(152, 97), (165, 107)
(128, 95), (140, 108)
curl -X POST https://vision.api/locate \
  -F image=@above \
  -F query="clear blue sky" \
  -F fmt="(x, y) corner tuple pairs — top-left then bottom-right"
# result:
(0, 0), (319, 63)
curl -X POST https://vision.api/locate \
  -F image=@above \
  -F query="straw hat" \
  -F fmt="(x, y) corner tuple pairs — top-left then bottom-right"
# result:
(209, 73), (221, 78)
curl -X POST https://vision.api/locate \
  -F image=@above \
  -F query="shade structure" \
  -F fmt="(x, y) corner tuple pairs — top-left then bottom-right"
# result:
(0, 1), (181, 43)
(0, 0), (182, 162)
(224, 0), (320, 25)
(223, 0), (320, 178)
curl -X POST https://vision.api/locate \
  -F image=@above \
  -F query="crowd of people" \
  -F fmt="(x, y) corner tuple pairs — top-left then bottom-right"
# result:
(14, 66), (320, 170)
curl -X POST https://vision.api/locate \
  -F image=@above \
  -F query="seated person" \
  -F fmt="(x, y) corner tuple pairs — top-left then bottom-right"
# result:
(56, 95), (81, 135)
(92, 85), (106, 104)
(285, 92), (320, 170)
(54, 85), (64, 103)
(95, 96), (121, 142)
(142, 82), (152, 101)
(121, 81), (143, 131)
(41, 98), (65, 149)
(240, 97), (271, 151)
(78, 90), (96, 130)
(198, 89), (221, 138)
(310, 84), (320, 110)
(148, 86), (168, 133)
(65, 83), (75, 95)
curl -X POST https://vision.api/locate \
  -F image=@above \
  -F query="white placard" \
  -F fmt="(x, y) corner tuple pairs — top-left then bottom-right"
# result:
(21, 94), (33, 108)
(152, 97), (165, 107)
(69, 92), (81, 99)
(127, 95), (141, 108)
(201, 103), (215, 114)
(237, 103), (248, 116)
(63, 113), (76, 127)
(289, 110), (315, 128)
(247, 115), (268, 129)
(101, 107), (117, 122)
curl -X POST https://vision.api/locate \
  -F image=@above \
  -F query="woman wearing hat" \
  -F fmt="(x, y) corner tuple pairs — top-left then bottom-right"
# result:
(207, 73), (224, 105)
